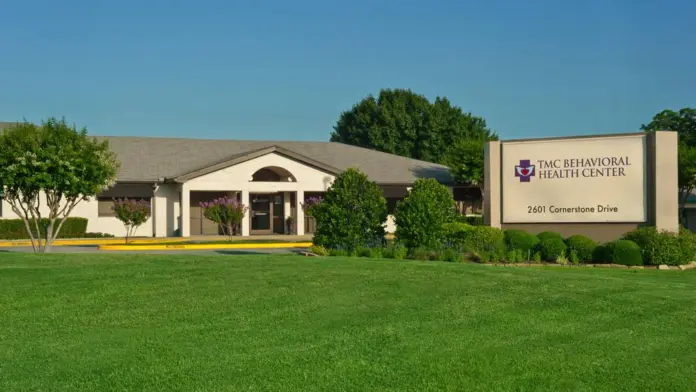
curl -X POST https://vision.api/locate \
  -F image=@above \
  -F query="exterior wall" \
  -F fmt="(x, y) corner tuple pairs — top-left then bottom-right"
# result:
(186, 153), (335, 192)
(0, 191), (153, 238)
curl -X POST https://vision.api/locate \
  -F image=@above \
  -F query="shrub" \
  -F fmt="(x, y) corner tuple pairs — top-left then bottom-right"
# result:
(568, 249), (580, 265)
(309, 245), (328, 256)
(443, 221), (473, 250)
(463, 226), (505, 254)
(410, 248), (440, 261)
(369, 247), (383, 258)
(611, 240), (643, 266)
(535, 232), (567, 261)
(394, 178), (457, 250)
(113, 198), (152, 243)
(531, 252), (542, 263)
(0, 217), (88, 239)
(592, 243), (614, 263)
(312, 168), (388, 254)
(623, 226), (693, 266)
(382, 244), (408, 260)
(441, 248), (463, 263)
(506, 249), (518, 263)
(200, 196), (248, 239)
(356, 246), (372, 257)
(328, 248), (349, 257)
(555, 250), (569, 265)
(504, 229), (540, 254)
(565, 235), (597, 262)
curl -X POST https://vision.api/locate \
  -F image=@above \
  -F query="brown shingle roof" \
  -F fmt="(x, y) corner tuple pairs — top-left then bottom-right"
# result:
(95, 136), (454, 185)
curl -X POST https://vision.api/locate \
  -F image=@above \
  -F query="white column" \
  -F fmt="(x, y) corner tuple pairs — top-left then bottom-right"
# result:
(241, 190), (250, 236)
(296, 190), (305, 235)
(484, 140), (501, 228)
(151, 188), (157, 237)
(283, 192), (291, 234)
(180, 183), (190, 237)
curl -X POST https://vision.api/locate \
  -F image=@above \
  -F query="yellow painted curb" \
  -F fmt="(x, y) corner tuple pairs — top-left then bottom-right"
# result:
(0, 237), (191, 247)
(98, 242), (314, 251)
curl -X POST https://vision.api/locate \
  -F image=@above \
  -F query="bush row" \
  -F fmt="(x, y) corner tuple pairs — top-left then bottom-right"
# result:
(312, 225), (695, 267)
(308, 168), (695, 266)
(0, 217), (97, 239)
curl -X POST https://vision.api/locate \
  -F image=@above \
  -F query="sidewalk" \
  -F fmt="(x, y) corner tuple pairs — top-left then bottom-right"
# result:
(0, 235), (314, 247)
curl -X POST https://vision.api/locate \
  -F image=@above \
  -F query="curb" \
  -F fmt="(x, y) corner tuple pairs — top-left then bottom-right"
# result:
(97, 242), (313, 251)
(0, 238), (190, 247)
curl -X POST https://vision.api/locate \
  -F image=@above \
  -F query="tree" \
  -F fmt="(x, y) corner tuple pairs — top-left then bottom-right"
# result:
(113, 198), (151, 243)
(312, 168), (387, 253)
(677, 143), (696, 220)
(330, 88), (496, 164)
(0, 118), (119, 253)
(641, 108), (696, 223)
(641, 108), (696, 146)
(200, 196), (248, 239)
(444, 138), (486, 203)
(394, 178), (457, 250)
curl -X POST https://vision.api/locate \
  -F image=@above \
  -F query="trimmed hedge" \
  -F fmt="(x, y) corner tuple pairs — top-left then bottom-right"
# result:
(622, 226), (693, 266)
(463, 226), (506, 255)
(0, 218), (89, 239)
(535, 231), (567, 261)
(565, 235), (597, 262)
(611, 240), (643, 266)
(504, 229), (539, 254)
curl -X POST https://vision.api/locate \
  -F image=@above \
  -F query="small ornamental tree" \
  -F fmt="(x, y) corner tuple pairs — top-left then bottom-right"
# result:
(0, 118), (119, 253)
(200, 196), (248, 239)
(113, 198), (151, 243)
(301, 196), (323, 217)
(312, 168), (387, 253)
(394, 178), (457, 250)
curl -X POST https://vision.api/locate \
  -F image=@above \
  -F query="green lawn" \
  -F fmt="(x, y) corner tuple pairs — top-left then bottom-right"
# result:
(1, 254), (696, 391)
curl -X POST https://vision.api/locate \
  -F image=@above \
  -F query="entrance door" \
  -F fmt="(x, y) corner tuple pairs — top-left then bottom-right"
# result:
(272, 194), (285, 234)
(250, 194), (273, 234)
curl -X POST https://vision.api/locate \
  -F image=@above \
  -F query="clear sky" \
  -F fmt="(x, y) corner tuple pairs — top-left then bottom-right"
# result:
(1, 0), (694, 141)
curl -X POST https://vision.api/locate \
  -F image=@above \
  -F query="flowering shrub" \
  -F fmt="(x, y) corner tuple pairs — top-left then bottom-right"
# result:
(200, 196), (248, 239)
(301, 196), (323, 217)
(113, 198), (151, 243)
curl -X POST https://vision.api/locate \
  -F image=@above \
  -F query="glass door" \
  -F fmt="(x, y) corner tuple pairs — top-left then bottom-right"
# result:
(250, 194), (272, 234)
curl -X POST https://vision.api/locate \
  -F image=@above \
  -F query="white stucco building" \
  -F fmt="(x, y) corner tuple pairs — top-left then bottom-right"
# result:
(0, 127), (465, 238)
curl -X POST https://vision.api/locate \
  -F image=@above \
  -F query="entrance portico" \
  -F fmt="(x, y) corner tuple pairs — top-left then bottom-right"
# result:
(176, 147), (335, 237)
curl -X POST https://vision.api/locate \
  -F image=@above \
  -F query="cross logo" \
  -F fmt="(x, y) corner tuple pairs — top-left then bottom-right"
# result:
(515, 159), (535, 182)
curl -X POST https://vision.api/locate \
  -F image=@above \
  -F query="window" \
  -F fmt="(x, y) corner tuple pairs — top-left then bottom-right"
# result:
(99, 197), (151, 217)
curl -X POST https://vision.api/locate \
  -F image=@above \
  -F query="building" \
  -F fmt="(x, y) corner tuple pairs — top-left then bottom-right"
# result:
(0, 124), (470, 237)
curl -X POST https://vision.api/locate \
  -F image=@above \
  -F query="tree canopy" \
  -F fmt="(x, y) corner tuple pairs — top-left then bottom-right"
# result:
(330, 88), (497, 165)
(0, 118), (120, 253)
(641, 107), (696, 221)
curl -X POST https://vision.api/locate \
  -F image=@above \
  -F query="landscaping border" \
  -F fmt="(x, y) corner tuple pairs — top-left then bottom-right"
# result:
(98, 242), (313, 251)
(480, 261), (696, 271)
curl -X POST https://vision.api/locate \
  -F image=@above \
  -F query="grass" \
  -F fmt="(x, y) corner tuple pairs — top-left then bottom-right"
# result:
(1, 254), (696, 391)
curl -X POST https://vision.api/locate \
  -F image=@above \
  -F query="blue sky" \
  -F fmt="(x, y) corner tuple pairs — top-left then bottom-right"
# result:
(1, 0), (694, 141)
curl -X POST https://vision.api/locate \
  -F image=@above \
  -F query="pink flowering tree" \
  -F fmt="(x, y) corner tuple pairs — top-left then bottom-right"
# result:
(113, 198), (151, 243)
(301, 196), (323, 217)
(200, 196), (248, 239)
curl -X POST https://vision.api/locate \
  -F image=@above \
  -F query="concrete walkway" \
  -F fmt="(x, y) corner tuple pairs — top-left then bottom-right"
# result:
(0, 245), (299, 255)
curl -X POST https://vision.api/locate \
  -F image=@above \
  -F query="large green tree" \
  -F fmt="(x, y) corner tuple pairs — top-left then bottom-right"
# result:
(312, 168), (387, 253)
(641, 108), (696, 223)
(330, 88), (496, 165)
(0, 118), (120, 253)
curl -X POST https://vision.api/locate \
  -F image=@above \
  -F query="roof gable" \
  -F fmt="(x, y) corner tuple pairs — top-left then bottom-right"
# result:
(95, 136), (454, 185)
(173, 145), (341, 182)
